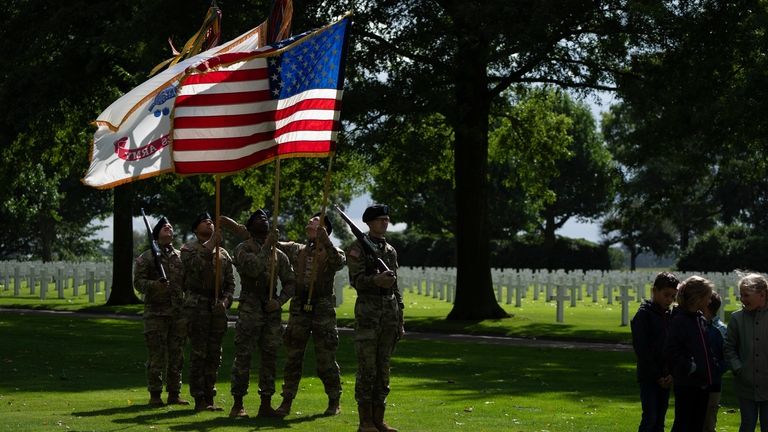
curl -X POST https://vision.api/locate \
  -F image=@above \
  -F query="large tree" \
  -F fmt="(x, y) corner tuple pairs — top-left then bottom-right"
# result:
(604, 1), (768, 254)
(308, 0), (632, 319)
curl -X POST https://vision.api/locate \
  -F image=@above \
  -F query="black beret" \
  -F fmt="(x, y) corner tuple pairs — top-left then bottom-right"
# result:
(313, 212), (333, 236)
(191, 212), (212, 231)
(362, 204), (390, 223)
(152, 217), (170, 240)
(246, 209), (269, 228)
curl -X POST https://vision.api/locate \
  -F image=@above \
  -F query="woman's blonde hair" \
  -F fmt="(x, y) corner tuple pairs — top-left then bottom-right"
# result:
(738, 273), (768, 294)
(677, 275), (714, 311)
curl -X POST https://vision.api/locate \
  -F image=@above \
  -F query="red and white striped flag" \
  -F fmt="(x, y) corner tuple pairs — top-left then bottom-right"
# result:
(172, 17), (349, 174)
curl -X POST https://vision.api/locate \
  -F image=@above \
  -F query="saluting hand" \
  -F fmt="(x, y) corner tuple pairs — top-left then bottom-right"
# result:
(316, 226), (333, 247)
(264, 228), (279, 249)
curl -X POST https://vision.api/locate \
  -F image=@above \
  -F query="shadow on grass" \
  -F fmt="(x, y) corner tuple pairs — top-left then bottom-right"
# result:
(73, 403), (199, 421)
(398, 317), (632, 344)
(166, 413), (328, 432)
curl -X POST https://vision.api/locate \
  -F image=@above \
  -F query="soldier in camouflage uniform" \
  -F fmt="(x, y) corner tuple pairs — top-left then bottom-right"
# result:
(347, 204), (404, 432)
(133, 217), (189, 407)
(180, 212), (235, 412)
(273, 212), (346, 417)
(228, 209), (296, 418)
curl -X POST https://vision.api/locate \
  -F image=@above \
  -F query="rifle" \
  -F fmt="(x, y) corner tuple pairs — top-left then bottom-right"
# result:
(141, 208), (168, 282)
(333, 205), (391, 273)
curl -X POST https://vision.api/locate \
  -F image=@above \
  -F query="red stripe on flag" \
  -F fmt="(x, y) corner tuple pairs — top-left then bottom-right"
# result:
(189, 51), (269, 73)
(174, 141), (333, 174)
(181, 68), (269, 85)
(175, 90), (272, 107)
(173, 119), (338, 151)
(173, 98), (337, 129)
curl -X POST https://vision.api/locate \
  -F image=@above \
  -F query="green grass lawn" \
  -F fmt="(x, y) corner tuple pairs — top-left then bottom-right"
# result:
(0, 313), (744, 431)
(0, 282), (743, 344)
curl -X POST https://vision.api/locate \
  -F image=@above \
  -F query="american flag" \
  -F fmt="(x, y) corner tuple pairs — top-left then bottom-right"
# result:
(172, 17), (349, 174)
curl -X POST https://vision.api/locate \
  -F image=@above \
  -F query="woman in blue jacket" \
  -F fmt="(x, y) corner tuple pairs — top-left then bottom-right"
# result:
(665, 275), (715, 432)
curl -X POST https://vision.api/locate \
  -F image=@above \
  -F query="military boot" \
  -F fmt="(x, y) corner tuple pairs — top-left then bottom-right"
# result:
(166, 392), (190, 405)
(257, 395), (279, 417)
(205, 393), (223, 411)
(357, 403), (379, 432)
(194, 396), (208, 412)
(372, 403), (398, 432)
(148, 391), (164, 407)
(324, 397), (341, 416)
(229, 395), (248, 418)
(274, 397), (293, 417)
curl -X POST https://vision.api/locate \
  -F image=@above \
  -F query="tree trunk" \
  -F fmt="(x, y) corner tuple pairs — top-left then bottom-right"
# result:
(106, 184), (140, 305)
(629, 245), (638, 271)
(39, 213), (55, 262)
(446, 29), (508, 320)
(543, 211), (558, 269)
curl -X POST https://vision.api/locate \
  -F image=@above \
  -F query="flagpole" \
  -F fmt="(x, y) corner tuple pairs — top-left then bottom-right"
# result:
(268, 158), (281, 301)
(304, 155), (334, 312)
(214, 175), (222, 305)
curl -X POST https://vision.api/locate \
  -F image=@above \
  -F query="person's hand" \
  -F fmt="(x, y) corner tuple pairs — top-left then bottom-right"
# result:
(374, 271), (396, 289)
(213, 300), (227, 314)
(657, 375), (672, 389)
(316, 226), (333, 247)
(155, 279), (169, 290)
(264, 228), (279, 249)
(265, 298), (281, 313)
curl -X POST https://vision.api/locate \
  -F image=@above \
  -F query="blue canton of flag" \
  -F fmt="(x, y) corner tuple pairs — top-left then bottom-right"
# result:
(268, 18), (347, 99)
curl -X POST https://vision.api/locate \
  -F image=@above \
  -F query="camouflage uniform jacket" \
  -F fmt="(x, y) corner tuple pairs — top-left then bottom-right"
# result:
(180, 239), (235, 306)
(234, 238), (296, 305)
(347, 236), (401, 305)
(278, 240), (345, 308)
(134, 246), (184, 317)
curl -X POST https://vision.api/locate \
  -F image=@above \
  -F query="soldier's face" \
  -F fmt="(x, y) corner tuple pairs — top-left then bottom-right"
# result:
(367, 216), (389, 237)
(195, 219), (214, 238)
(248, 214), (269, 234)
(305, 216), (320, 240)
(158, 224), (174, 246)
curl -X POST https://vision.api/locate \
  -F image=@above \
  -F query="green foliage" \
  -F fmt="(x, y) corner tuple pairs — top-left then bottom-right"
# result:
(386, 230), (613, 270)
(606, 1), (768, 254)
(677, 224), (768, 272)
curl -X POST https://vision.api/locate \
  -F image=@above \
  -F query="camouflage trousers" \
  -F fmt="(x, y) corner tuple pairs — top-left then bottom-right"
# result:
(185, 304), (228, 398)
(281, 297), (341, 400)
(230, 300), (283, 397)
(143, 314), (187, 393)
(353, 294), (399, 404)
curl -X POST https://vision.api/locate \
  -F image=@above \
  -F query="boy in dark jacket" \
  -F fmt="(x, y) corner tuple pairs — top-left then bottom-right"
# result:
(631, 271), (680, 432)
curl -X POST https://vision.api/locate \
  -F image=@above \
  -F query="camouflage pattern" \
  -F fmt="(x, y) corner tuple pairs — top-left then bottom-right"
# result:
(180, 239), (235, 399)
(230, 238), (296, 397)
(347, 236), (402, 404)
(277, 240), (346, 399)
(134, 246), (186, 393)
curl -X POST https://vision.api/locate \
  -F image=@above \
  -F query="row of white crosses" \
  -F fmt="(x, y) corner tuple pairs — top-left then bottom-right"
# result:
(0, 261), (113, 303)
(395, 267), (743, 326)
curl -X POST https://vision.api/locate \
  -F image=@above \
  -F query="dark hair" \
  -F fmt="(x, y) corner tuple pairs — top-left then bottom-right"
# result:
(677, 276), (715, 311)
(708, 291), (722, 315)
(653, 271), (680, 291)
